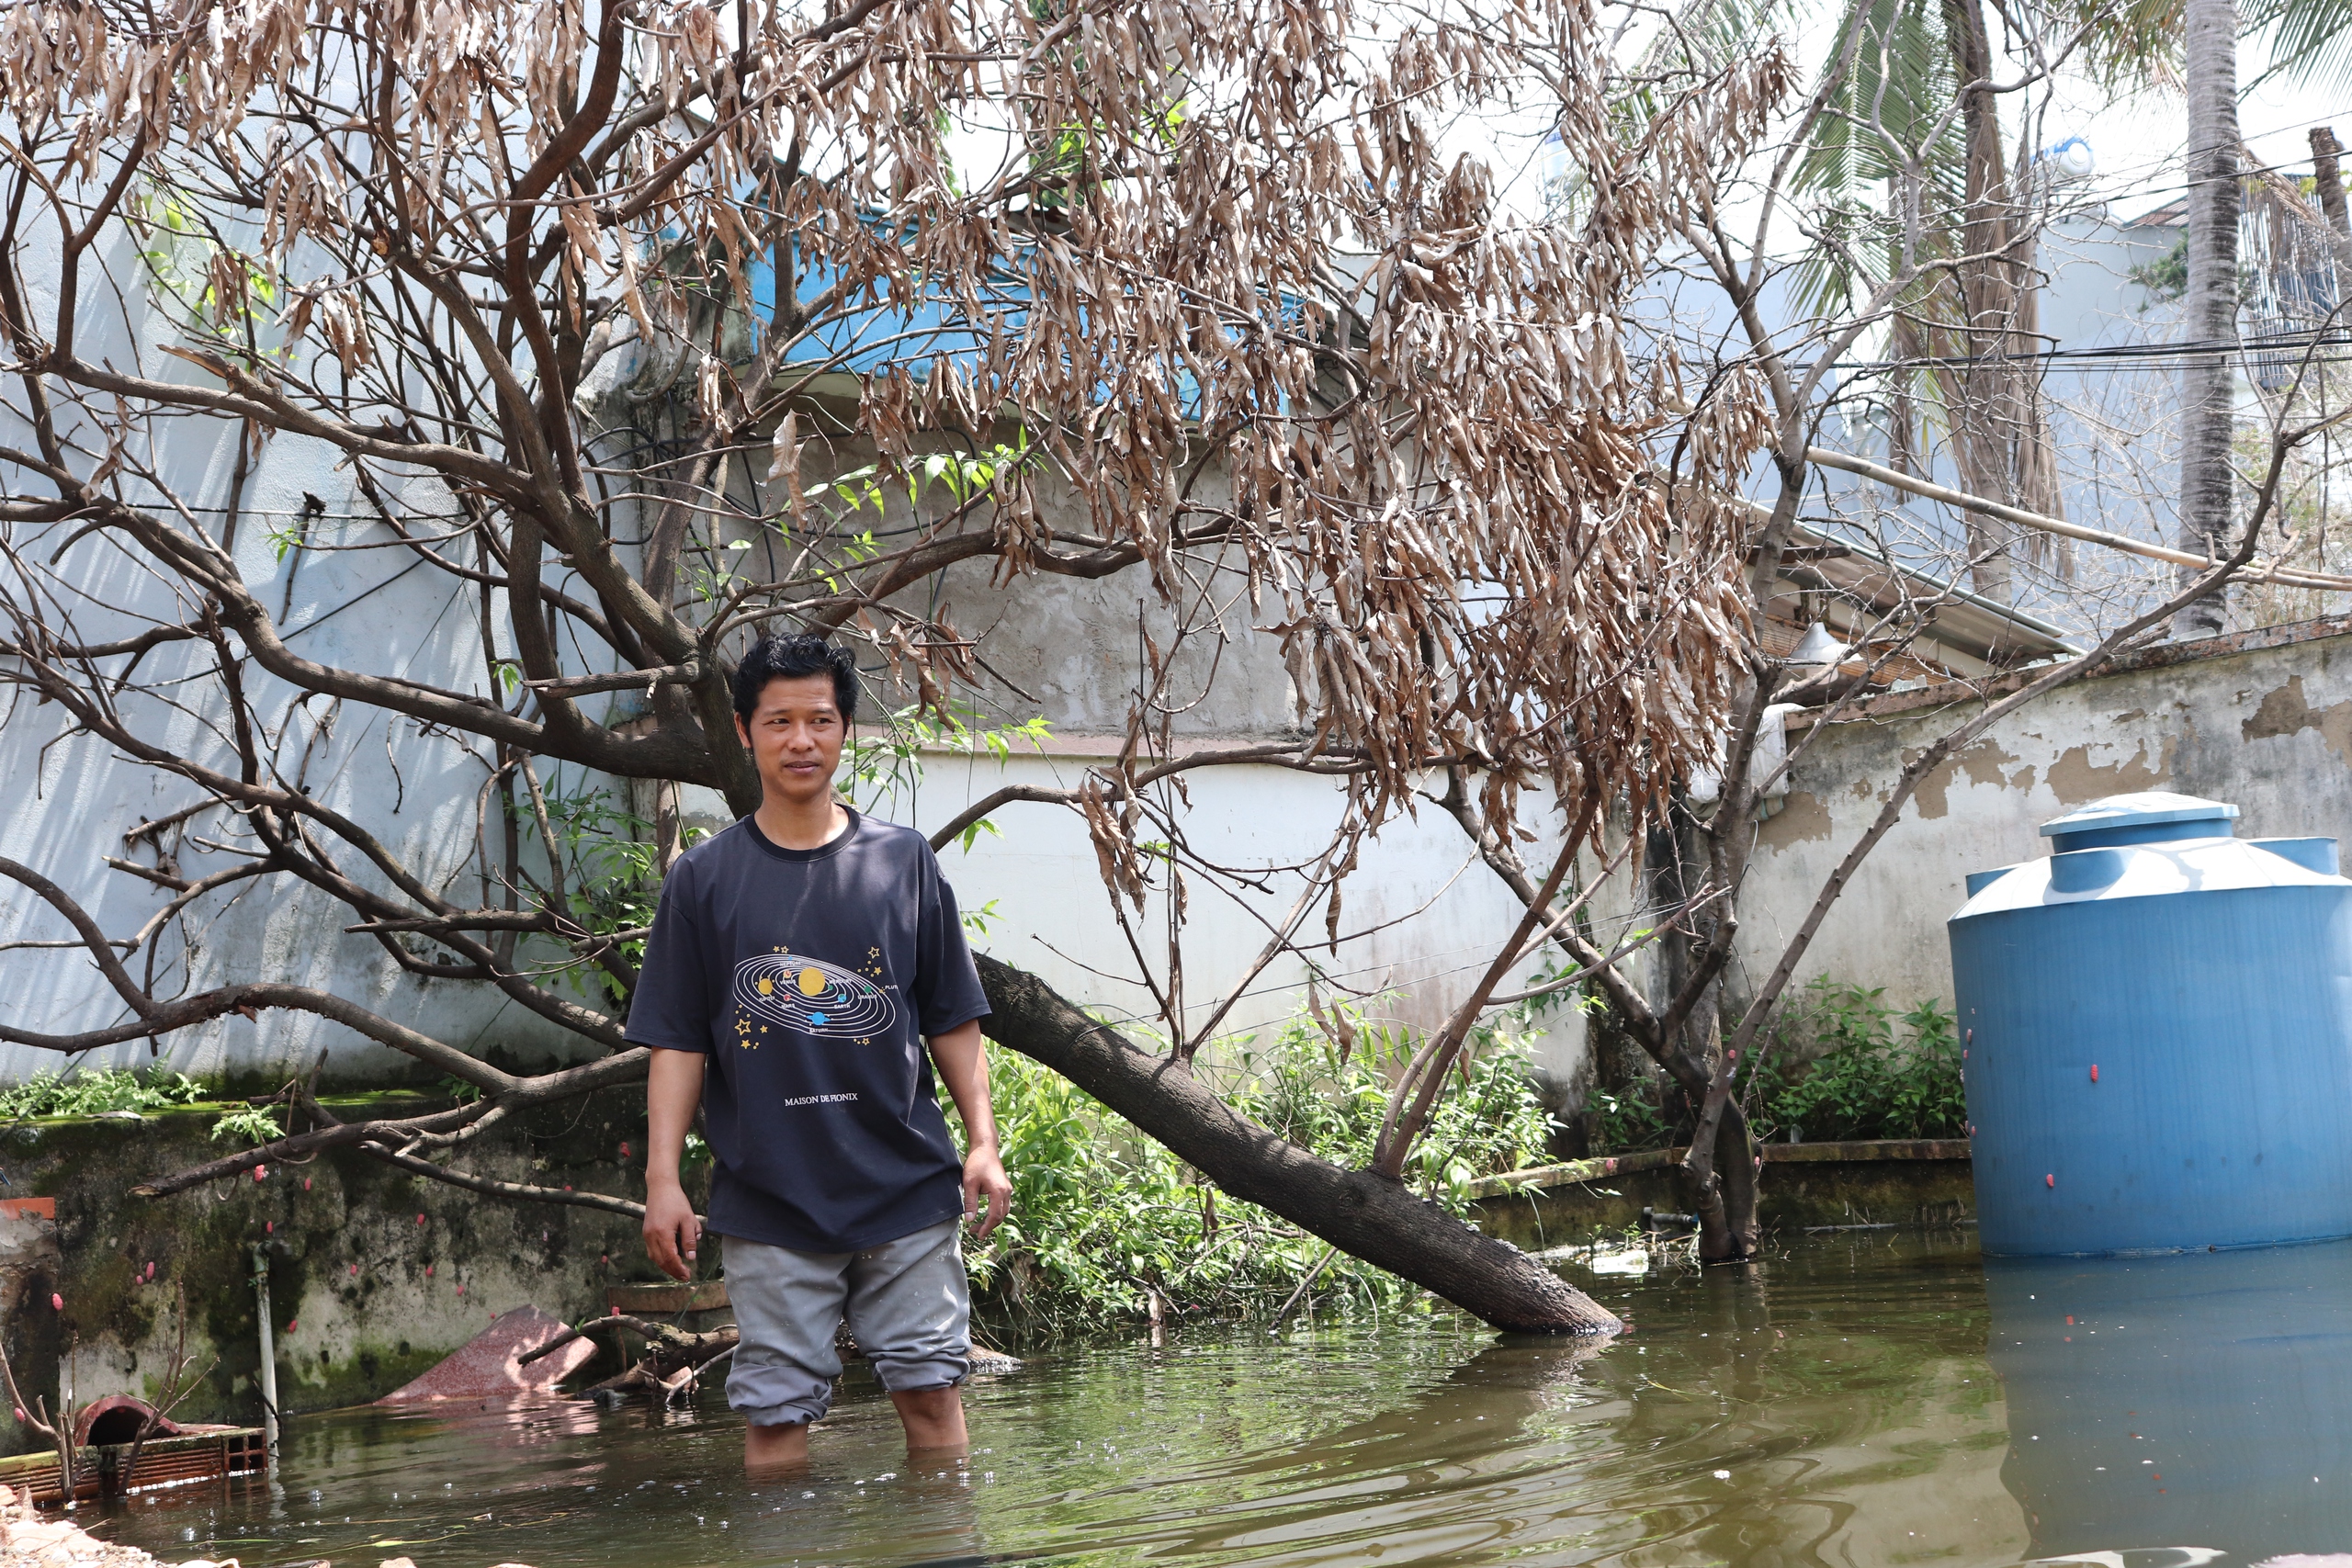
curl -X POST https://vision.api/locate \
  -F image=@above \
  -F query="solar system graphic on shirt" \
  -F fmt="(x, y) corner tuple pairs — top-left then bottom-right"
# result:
(729, 947), (897, 1046)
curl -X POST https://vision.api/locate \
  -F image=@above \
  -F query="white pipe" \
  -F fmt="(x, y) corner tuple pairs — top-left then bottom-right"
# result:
(251, 1247), (278, 1471)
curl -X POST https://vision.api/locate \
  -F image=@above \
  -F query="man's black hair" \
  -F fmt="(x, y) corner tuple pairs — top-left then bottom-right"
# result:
(731, 633), (859, 723)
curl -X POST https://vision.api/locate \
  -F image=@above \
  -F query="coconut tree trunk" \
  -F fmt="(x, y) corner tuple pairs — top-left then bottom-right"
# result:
(2311, 128), (2351, 265)
(974, 954), (1623, 1335)
(2174, 0), (2243, 639)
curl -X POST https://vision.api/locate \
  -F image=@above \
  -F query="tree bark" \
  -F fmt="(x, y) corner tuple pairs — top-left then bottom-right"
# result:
(1939, 0), (2067, 596)
(973, 954), (1622, 1336)
(1713, 1100), (1760, 1258)
(2311, 128), (2351, 265)
(2174, 0), (2242, 639)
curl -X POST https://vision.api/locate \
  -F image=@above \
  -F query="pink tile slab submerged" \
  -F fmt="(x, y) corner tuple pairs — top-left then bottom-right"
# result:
(377, 1305), (594, 1403)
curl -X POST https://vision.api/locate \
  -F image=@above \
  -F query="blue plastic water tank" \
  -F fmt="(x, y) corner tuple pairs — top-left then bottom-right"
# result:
(1949, 791), (2352, 1256)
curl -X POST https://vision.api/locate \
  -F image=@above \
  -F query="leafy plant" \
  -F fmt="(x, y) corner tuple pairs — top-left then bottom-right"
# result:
(514, 787), (707, 1009)
(0, 1068), (209, 1121)
(560, 806), (670, 1007)
(210, 1104), (287, 1145)
(1744, 981), (1965, 1143)
(1586, 1084), (1670, 1154)
(1573, 979), (1966, 1152)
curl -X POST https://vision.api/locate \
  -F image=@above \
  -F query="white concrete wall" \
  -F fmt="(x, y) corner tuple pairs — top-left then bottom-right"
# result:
(652, 739), (1589, 1094)
(27, 424), (2342, 1115)
(1, 431), (1581, 1097)
(0, 423), (599, 1086)
(1736, 616), (2352, 1015)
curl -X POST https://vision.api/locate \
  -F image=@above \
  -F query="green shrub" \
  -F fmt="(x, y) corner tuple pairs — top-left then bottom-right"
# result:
(958, 1004), (1561, 1332)
(1585, 1083), (1670, 1154)
(1575, 979), (1966, 1152)
(1746, 982), (1965, 1143)
(0, 1067), (208, 1121)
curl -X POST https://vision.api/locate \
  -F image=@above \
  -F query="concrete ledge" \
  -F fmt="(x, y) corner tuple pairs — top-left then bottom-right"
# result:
(1468, 1139), (1977, 1251)
(1765, 1136), (1972, 1165)
(0, 1084), (672, 1451)
(1465, 1146), (1685, 1200)
(1466, 1137), (1973, 1199)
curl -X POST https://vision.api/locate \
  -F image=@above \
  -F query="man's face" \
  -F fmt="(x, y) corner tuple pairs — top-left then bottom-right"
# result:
(735, 672), (846, 809)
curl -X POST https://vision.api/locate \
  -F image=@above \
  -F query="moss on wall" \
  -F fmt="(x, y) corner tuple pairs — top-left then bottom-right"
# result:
(0, 1087), (707, 1455)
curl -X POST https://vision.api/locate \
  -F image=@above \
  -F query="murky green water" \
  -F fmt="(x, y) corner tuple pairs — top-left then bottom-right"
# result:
(87, 1232), (2352, 1566)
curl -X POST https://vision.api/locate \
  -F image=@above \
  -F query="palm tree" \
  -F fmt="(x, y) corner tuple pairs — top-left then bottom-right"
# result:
(2173, 0), (2241, 637)
(1791, 0), (2177, 601)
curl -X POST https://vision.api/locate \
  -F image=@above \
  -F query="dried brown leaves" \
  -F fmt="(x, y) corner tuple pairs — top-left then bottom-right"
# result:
(1, 0), (1789, 931)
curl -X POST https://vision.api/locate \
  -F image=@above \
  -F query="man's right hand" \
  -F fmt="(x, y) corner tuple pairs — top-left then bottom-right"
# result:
(643, 1179), (704, 1281)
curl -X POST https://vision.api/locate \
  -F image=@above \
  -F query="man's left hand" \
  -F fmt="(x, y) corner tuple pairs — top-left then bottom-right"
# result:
(963, 1145), (1011, 1241)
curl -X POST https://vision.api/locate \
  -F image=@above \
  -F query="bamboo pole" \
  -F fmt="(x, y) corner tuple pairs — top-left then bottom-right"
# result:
(1806, 445), (2352, 592)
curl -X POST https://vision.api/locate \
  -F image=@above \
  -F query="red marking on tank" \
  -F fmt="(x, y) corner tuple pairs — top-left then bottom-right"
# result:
(2047, 1173), (2056, 1188)
(2091, 1065), (2099, 1082)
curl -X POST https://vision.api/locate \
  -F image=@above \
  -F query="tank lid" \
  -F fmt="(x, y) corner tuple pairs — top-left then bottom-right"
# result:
(2038, 791), (2238, 840)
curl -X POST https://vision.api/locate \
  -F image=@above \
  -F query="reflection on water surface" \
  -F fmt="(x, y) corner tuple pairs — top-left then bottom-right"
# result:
(1990, 1241), (2352, 1562)
(86, 1233), (2352, 1566)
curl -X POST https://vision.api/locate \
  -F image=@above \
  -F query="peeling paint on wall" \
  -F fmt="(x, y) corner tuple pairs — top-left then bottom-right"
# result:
(1757, 790), (1834, 847)
(2046, 738), (2173, 802)
(1908, 739), (2030, 819)
(2241, 675), (2352, 769)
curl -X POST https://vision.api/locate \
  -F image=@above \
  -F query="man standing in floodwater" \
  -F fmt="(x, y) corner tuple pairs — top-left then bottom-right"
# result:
(633, 631), (1012, 1470)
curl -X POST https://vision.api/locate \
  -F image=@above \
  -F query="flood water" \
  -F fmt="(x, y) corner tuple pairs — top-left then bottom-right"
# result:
(88, 1231), (2352, 1567)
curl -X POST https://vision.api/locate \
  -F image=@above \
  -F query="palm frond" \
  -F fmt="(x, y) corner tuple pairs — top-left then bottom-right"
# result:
(2244, 0), (2352, 89)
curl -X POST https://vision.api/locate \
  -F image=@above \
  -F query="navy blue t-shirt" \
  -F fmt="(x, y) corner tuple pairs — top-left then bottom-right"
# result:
(626, 810), (992, 1252)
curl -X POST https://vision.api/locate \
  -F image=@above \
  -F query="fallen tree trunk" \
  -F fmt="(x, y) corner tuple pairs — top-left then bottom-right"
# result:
(974, 955), (1621, 1336)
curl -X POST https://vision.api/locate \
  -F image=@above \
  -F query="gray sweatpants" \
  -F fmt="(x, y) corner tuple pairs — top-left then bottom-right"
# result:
(722, 1218), (971, 1427)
